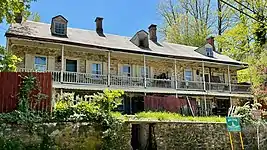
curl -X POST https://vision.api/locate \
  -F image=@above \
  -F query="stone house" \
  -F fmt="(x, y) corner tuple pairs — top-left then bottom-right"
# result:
(5, 15), (252, 116)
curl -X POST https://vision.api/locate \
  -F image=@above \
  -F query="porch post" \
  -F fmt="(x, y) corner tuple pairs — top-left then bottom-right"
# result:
(202, 61), (206, 91)
(143, 54), (147, 88)
(174, 59), (177, 89)
(108, 51), (111, 86)
(60, 45), (64, 83)
(204, 95), (208, 116)
(227, 65), (232, 92)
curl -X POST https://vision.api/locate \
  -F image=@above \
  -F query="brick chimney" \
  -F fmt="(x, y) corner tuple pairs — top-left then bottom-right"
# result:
(95, 17), (103, 35)
(206, 36), (215, 48)
(15, 13), (23, 23)
(148, 24), (157, 42)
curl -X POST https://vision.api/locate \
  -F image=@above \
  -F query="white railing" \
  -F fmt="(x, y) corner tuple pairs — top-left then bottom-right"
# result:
(110, 75), (144, 87)
(207, 82), (229, 92)
(52, 71), (61, 82)
(17, 68), (252, 93)
(177, 80), (204, 90)
(63, 72), (107, 85)
(231, 84), (251, 93)
(146, 78), (174, 89)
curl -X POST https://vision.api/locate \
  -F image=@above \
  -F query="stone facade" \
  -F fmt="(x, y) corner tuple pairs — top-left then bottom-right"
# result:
(137, 122), (267, 150)
(10, 42), (238, 83)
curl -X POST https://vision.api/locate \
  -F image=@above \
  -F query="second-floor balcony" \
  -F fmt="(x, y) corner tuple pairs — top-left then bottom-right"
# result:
(26, 69), (250, 94)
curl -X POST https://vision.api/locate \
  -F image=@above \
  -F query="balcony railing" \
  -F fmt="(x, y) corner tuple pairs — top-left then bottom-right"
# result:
(18, 69), (251, 93)
(207, 82), (229, 92)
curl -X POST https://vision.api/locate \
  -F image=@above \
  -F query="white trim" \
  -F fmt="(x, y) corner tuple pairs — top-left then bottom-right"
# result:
(65, 57), (79, 72)
(121, 64), (131, 76)
(184, 68), (193, 81)
(34, 55), (48, 71)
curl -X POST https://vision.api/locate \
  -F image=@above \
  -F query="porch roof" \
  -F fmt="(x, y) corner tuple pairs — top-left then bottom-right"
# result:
(6, 21), (247, 67)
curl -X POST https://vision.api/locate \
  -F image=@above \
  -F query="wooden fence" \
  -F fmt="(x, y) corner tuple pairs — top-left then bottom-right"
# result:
(0, 72), (52, 113)
(144, 95), (197, 115)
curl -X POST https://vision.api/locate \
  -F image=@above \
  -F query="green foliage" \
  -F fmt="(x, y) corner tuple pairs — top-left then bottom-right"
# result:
(233, 102), (262, 124)
(0, 46), (21, 72)
(0, 0), (37, 23)
(158, 0), (212, 47)
(135, 111), (225, 122)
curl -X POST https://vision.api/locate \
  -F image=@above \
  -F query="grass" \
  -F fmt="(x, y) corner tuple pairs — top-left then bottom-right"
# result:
(111, 111), (226, 123)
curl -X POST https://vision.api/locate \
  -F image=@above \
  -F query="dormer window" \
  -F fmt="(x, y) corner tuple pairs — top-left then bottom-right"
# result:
(51, 15), (68, 37)
(206, 48), (213, 57)
(54, 22), (66, 35)
(130, 30), (149, 49)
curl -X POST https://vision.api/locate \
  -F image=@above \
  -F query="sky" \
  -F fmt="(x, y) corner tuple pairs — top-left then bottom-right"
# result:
(0, 0), (162, 46)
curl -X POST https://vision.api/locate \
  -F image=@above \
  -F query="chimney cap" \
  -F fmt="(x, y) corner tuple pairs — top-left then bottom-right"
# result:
(148, 24), (157, 29)
(95, 17), (103, 22)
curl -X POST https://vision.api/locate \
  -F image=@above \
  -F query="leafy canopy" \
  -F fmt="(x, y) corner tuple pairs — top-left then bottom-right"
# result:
(0, 46), (21, 72)
(0, 0), (37, 23)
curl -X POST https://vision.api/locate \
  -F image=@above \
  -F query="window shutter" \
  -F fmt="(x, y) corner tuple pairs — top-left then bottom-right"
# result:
(86, 60), (91, 74)
(102, 62), (107, 75)
(25, 54), (34, 69)
(77, 59), (80, 72)
(47, 56), (55, 71)
(117, 64), (122, 76)
(150, 66), (154, 78)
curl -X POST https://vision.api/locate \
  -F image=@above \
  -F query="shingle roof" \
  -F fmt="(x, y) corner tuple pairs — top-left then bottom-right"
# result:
(6, 21), (247, 66)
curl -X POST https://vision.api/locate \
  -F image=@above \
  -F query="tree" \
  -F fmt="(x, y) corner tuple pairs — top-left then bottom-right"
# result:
(0, 0), (36, 23)
(0, 46), (21, 72)
(158, 0), (213, 47)
(28, 12), (41, 22)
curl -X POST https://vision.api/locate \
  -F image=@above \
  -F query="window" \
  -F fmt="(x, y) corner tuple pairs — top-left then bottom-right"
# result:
(92, 63), (102, 75)
(122, 65), (131, 77)
(66, 59), (77, 72)
(54, 22), (66, 35)
(141, 66), (149, 78)
(184, 69), (192, 81)
(206, 48), (213, 57)
(34, 56), (47, 71)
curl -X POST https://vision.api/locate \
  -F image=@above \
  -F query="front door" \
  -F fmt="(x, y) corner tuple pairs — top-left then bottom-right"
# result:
(64, 59), (77, 82)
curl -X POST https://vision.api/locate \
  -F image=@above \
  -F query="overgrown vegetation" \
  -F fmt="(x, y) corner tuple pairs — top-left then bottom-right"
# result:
(0, 46), (21, 72)
(135, 111), (225, 123)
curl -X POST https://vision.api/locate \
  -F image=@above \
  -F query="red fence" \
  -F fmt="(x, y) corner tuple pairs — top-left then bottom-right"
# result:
(144, 95), (197, 114)
(0, 72), (52, 113)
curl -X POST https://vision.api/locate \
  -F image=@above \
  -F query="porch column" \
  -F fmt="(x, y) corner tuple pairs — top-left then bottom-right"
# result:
(60, 45), (64, 83)
(143, 54), (147, 88)
(202, 61), (206, 91)
(227, 65), (232, 92)
(174, 59), (177, 89)
(108, 51), (111, 86)
(204, 95), (208, 116)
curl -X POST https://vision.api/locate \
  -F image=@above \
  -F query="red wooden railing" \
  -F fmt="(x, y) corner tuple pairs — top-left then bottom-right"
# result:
(0, 72), (52, 113)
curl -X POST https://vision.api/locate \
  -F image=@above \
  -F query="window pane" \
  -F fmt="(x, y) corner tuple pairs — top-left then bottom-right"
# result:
(92, 63), (101, 74)
(66, 60), (77, 72)
(35, 56), (46, 65)
(185, 70), (192, 81)
(55, 22), (65, 35)
(35, 65), (46, 71)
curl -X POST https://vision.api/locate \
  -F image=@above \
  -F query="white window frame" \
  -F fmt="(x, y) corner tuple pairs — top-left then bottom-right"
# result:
(184, 69), (193, 81)
(34, 55), (47, 72)
(140, 66), (149, 78)
(91, 63), (102, 75)
(54, 21), (66, 35)
(206, 48), (213, 57)
(65, 58), (78, 72)
(121, 65), (131, 77)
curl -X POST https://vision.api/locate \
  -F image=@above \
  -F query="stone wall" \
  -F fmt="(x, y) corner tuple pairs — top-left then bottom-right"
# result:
(0, 122), (131, 150)
(137, 122), (267, 150)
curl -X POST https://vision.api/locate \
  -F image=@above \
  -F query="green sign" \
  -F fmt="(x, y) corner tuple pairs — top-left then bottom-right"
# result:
(226, 117), (241, 132)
